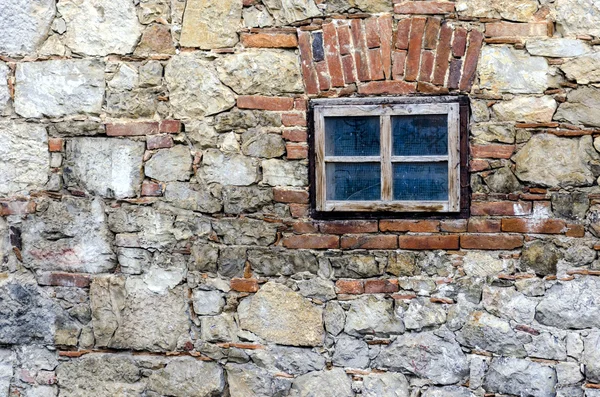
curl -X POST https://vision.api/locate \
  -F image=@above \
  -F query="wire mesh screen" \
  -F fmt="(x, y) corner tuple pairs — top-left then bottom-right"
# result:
(326, 163), (381, 201)
(325, 116), (380, 156)
(392, 114), (448, 156)
(393, 162), (448, 201)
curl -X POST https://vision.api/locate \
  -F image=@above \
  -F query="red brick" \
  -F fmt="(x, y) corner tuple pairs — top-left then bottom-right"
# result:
(341, 234), (398, 249)
(447, 58), (462, 90)
(392, 51), (407, 79)
(282, 234), (339, 249)
(242, 0), (256, 6)
(282, 113), (307, 127)
(286, 143), (308, 159)
(282, 129), (307, 142)
(471, 201), (533, 216)
(417, 82), (449, 94)
(38, 272), (90, 288)
(274, 187), (309, 204)
(485, 22), (550, 38)
(460, 30), (484, 91)
(146, 134), (174, 150)
(364, 279), (399, 294)
(160, 120), (181, 133)
(241, 32), (298, 48)
(452, 27), (467, 57)
(358, 81), (417, 95)
(418, 50), (434, 82)
(351, 19), (370, 81)
(48, 138), (63, 152)
(0, 200), (36, 216)
(322, 22), (345, 87)
(293, 221), (319, 234)
(378, 15), (394, 79)
(501, 218), (567, 234)
(423, 17), (441, 49)
(368, 48), (385, 80)
(141, 180), (163, 196)
(565, 224), (585, 237)
(432, 23), (453, 85)
(399, 235), (459, 250)
(469, 159), (490, 172)
(341, 54), (357, 84)
(395, 18), (411, 50)
(380, 220), (440, 233)
(231, 278), (259, 293)
(365, 18), (381, 48)
(290, 203), (309, 218)
(294, 98), (307, 111)
(320, 220), (378, 234)
(314, 61), (331, 91)
(470, 144), (515, 159)
(106, 122), (159, 136)
(336, 279), (364, 294)
(298, 31), (319, 95)
(440, 219), (468, 233)
(237, 95), (294, 111)
(460, 234), (524, 250)
(468, 219), (501, 233)
(405, 17), (426, 81)
(337, 23), (353, 55)
(395, 1), (455, 14)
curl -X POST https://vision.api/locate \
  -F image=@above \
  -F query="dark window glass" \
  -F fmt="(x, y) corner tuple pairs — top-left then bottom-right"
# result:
(326, 163), (380, 201)
(392, 114), (448, 156)
(325, 116), (380, 156)
(393, 162), (448, 201)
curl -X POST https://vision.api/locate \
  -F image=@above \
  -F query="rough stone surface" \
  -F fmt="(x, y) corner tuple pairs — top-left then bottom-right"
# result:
(248, 248), (318, 276)
(561, 52), (600, 84)
(584, 330), (600, 382)
(199, 150), (259, 186)
(238, 282), (324, 346)
(15, 60), (105, 118)
(166, 53), (236, 118)
(262, 159), (308, 187)
(0, 0), (56, 56)
(556, 87), (600, 127)
(458, 311), (527, 356)
(164, 182), (223, 213)
(526, 38), (590, 58)
(0, 63), (9, 113)
(290, 368), (353, 397)
(520, 241), (559, 276)
(478, 47), (549, 94)
(423, 386), (475, 397)
(65, 138), (145, 199)
(213, 217), (278, 246)
(554, 0), (600, 37)
(324, 301), (346, 336)
(332, 335), (369, 368)
(513, 134), (598, 187)
(403, 298), (447, 330)
(180, 0), (242, 49)
(145, 145), (192, 182)
(484, 357), (557, 397)
(493, 96), (556, 123)
(482, 286), (536, 323)
(226, 363), (291, 397)
(58, 0), (143, 56)
(147, 358), (225, 396)
(270, 346), (326, 375)
(344, 295), (404, 337)
(456, 0), (537, 21)
(262, 0), (321, 25)
(242, 130), (286, 158)
(362, 373), (410, 397)
(222, 185), (273, 214)
(0, 120), (49, 196)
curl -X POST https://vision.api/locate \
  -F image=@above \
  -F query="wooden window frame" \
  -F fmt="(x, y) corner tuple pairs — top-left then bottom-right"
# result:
(310, 97), (468, 216)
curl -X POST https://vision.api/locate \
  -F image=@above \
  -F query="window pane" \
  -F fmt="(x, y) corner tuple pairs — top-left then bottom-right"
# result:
(393, 162), (448, 201)
(325, 116), (380, 156)
(326, 163), (380, 201)
(392, 114), (448, 156)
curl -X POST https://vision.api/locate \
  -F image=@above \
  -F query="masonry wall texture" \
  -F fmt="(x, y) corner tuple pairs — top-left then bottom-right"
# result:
(2, 0), (600, 396)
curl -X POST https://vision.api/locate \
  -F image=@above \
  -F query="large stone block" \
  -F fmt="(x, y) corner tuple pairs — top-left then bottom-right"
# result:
(165, 53), (235, 118)
(227, 363), (292, 397)
(513, 134), (598, 187)
(217, 50), (303, 95)
(0, 120), (49, 196)
(0, 62), (9, 113)
(478, 47), (548, 94)
(484, 357), (557, 397)
(362, 373), (410, 397)
(554, 0), (600, 37)
(526, 38), (590, 58)
(457, 311), (527, 357)
(180, 0), (242, 49)
(262, 0), (321, 24)
(262, 159), (308, 187)
(164, 182), (223, 213)
(65, 138), (145, 199)
(456, 0), (537, 21)
(238, 282), (324, 346)
(198, 149), (259, 186)
(561, 52), (600, 84)
(15, 59), (105, 118)
(147, 357), (225, 397)
(344, 295), (404, 337)
(21, 197), (116, 274)
(584, 330), (600, 382)
(493, 96), (557, 123)
(290, 368), (353, 397)
(58, 0), (143, 56)
(145, 145), (192, 182)
(556, 87), (600, 127)
(0, 0), (55, 56)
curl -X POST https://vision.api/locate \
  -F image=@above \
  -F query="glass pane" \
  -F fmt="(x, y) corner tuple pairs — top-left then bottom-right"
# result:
(393, 162), (448, 201)
(325, 116), (380, 156)
(326, 163), (380, 201)
(392, 114), (448, 156)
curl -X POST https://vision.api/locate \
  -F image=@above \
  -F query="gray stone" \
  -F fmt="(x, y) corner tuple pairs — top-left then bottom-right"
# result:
(201, 313), (237, 342)
(527, 38), (590, 58)
(22, 197), (115, 273)
(0, 120), (49, 196)
(387, 251), (418, 276)
(226, 363), (291, 397)
(58, 0), (142, 56)
(295, 275), (336, 301)
(117, 248), (151, 275)
(484, 167), (522, 193)
(217, 50), (303, 95)
(213, 217), (277, 246)
(218, 246), (247, 277)
(469, 355), (488, 390)
(243, 6), (275, 28)
(478, 47), (549, 94)
(552, 192), (590, 220)
(147, 357), (224, 397)
(564, 244), (596, 266)
(423, 386), (475, 397)
(0, 62), (8, 113)
(515, 277), (546, 297)
(555, 87), (600, 127)
(180, 0), (242, 49)
(145, 145), (192, 182)
(164, 182), (222, 214)
(521, 241), (559, 276)
(344, 295), (404, 337)
(455, 0), (537, 21)
(463, 251), (509, 277)
(105, 88), (158, 119)
(0, 350), (13, 396)
(15, 59), (105, 118)
(458, 311), (527, 356)
(270, 346), (326, 375)
(290, 368), (353, 397)
(90, 277), (189, 351)
(242, 130), (286, 158)
(514, 134), (598, 187)
(190, 242), (219, 273)
(262, 160), (308, 186)
(332, 334), (369, 368)
(323, 301), (346, 336)
(403, 298), (447, 331)
(238, 282), (324, 346)
(331, 254), (385, 278)
(138, 0), (171, 24)
(493, 96), (557, 123)
(192, 289), (225, 315)
(556, 362), (583, 385)
(47, 121), (105, 137)
(199, 149), (259, 186)
(142, 253), (187, 293)
(223, 185), (273, 214)
(361, 372), (410, 397)
(584, 330), (600, 382)
(536, 277), (600, 329)
(65, 138), (145, 199)
(561, 52), (600, 84)
(471, 123), (516, 144)
(375, 331), (469, 385)
(348, 0), (392, 12)
(165, 53), (235, 118)
(0, 0), (56, 56)
(262, 0), (321, 25)
(525, 332), (567, 361)
(554, 0), (600, 37)
(482, 286), (536, 324)
(484, 357), (557, 397)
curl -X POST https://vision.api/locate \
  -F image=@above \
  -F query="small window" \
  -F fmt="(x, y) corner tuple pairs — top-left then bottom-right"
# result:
(312, 98), (464, 213)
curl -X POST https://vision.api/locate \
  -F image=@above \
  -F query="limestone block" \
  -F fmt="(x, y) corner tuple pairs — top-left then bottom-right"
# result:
(482, 286), (536, 324)
(147, 357), (225, 396)
(457, 311), (527, 357)
(362, 373), (410, 397)
(561, 52), (600, 84)
(493, 96), (557, 123)
(456, 0), (538, 21)
(349, 0), (393, 12)
(554, 0), (600, 37)
(180, 0), (242, 48)
(198, 149), (259, 186)
(484, 357), (557, 397)
(262, 159), (308, 187)
(526, 38), (590, 58)
(145, 145), (192, 182)
(289, 368), (353, 397)
(556, 87), (600, 127)
(164, 182), (223, 213)
(423, 387), (475, 397)
(262, 0), (321, 25)
(0, 0), (55, 56)
(0, 62), (9, 113)
(344, 295), (404, 336)
(226, 363), (292, 397)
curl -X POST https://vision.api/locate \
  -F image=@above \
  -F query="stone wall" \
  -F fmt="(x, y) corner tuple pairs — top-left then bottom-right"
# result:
(2, 0), (600, 396)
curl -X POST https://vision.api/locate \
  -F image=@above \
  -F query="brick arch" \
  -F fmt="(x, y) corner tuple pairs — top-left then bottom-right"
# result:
(298, 16), (484, 96)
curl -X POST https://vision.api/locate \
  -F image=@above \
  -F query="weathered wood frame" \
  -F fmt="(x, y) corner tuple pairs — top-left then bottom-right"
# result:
(313, 98), (461, 213)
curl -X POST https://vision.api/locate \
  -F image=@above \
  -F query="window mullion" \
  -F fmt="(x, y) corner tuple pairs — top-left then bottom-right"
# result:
(381, 115), (392, 201)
